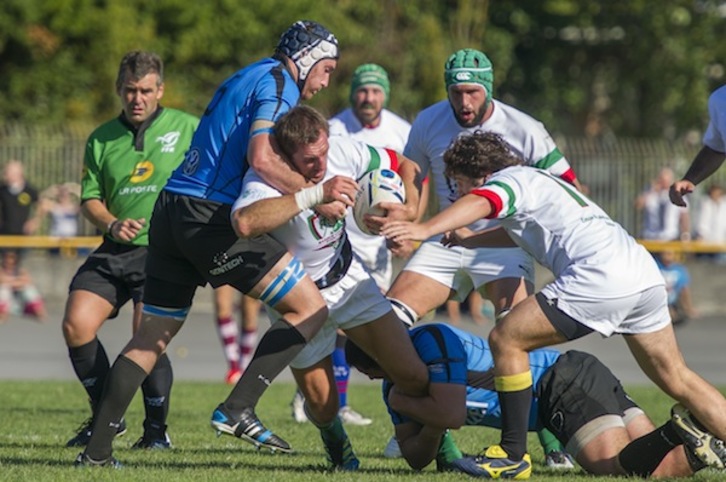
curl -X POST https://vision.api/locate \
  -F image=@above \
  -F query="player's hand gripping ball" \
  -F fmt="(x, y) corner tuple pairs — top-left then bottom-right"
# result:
(353, 169), (406, 235)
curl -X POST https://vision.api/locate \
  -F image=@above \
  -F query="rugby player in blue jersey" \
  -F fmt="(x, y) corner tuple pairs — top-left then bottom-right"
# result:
(76, 21), (369, 467)
(347, 323), (707, 478)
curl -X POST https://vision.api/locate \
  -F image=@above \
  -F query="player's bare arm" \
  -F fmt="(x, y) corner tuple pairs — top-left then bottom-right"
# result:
(388, 382), (466, 430)
(81, 198), (145, 241)
(442, 225), (516, 249)
(233, 175), (357, 238)
(670, 146), (726, 206)
(396, 422), (446, 470)
(383, 193), (492, 242)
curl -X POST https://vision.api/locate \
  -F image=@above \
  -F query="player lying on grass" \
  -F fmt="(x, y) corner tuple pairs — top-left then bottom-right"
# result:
(347, 322), (710, 478)
(230, 105), (428, 469)
(382, 131), (726, 478)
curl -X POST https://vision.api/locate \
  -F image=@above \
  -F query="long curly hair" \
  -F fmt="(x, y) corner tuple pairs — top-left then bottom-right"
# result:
(444, 131), (522, 179)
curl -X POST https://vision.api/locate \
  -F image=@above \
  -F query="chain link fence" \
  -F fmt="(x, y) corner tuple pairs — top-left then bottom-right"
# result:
(2, 123), (725, 236)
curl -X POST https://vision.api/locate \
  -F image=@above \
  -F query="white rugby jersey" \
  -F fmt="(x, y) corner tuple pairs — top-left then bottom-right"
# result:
(235, 136), (399, 282)
(703, 85), (726, 153)
(471, 166), (664, 297)
(329, 108), (411, 288)
(405, 98), (576, 231)
(329, 108), (411, 150)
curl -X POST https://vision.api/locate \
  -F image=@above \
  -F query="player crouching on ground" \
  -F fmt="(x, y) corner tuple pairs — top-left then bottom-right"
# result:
(347, 322), (708, 478)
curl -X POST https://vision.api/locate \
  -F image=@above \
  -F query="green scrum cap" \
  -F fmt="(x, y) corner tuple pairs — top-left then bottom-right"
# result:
(350, 63), (391, 106)
(444, 48), (494, 108)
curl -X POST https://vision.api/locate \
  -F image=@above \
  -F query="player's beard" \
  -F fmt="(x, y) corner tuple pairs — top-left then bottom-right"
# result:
(453, 104), (487, 128)
(356, 103), (381, 127)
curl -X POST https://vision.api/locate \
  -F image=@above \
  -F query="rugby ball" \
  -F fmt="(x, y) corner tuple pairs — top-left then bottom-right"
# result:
(353, 169), (406, 235)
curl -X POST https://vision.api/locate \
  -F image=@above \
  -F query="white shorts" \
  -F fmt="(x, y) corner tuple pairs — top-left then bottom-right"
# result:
(347, 227), (392, 291)
(289, 257), (392, 369)
(541, 269), (671, 336)
(402, 239), (534, 302)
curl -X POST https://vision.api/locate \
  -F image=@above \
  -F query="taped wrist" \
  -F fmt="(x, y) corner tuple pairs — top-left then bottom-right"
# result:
(294, 184), (325, 211)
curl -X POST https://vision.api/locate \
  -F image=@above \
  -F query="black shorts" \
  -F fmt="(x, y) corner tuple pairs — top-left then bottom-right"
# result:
(535, 293), (594, 341)
(535, 350), (638, 447)
(69, 238), (146, 312)
(143, 191), (287, 308)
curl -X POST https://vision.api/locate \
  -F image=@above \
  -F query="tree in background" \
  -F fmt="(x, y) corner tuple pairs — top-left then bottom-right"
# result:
(0, 0), (724, 139)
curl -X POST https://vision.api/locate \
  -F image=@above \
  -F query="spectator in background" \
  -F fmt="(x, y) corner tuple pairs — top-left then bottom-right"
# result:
(0, 248), (46, 322)
(695, 184), (726, 248)
(637, 167), (690, 241)
(41, 183), (81, 238)
(656, 250), (698, 326)
(0, 160), (40, 236)
(38, 183), (82, 256)
(213, 285), (262, 385)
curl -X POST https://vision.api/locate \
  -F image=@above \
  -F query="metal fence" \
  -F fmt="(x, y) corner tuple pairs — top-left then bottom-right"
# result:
(1, 123), (723, 236)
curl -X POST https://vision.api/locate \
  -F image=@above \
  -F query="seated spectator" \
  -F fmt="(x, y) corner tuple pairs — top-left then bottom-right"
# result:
(636, 167), (690, 241)
(695, 184), (726, 260)
(38, 183), (82, 256)
(0, 249), (46, 322)
(40, 183), (81, 238)
(655, 250), (698, 326)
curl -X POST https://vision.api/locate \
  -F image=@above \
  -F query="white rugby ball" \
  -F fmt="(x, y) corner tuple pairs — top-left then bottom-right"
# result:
(353, 168), (406, 235)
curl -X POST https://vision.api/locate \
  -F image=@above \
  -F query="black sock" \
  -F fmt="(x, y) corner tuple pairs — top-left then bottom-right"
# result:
(618, 421), (681, 477)
(84, 355), (148, 460)
(68, 337), (109, 408)
(224, 319), (305, 414)
(498, 388), (532, 460)
(141, 353), (173, 430)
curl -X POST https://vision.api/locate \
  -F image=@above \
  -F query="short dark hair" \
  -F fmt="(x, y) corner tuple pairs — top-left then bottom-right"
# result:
(273, 105), (329, 160)
(116, 51), (163, 92)
(444, 131), (522, 180)
(344, 338), (380, 372)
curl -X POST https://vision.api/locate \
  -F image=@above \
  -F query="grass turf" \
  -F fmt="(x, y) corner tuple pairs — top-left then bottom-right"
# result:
(0, 381), (723, 481)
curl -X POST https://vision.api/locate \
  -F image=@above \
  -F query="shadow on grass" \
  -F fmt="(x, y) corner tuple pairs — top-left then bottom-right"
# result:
(1, 456), (417, 476)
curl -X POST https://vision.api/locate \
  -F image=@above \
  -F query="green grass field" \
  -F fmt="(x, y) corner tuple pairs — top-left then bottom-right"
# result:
(0, 381), (723, 481)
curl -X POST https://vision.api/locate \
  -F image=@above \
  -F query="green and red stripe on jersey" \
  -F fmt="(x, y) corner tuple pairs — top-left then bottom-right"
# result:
(533, 148), (578, 186)
(471, 180), (516, 219)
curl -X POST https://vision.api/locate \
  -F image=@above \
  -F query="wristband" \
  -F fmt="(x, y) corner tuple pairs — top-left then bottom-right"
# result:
(294, 184), (325, 211)
(107, 220), (119, 236)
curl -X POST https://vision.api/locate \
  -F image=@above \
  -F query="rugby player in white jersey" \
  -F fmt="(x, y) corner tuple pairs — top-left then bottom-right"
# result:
(231, 105), (429, 470)
(383, 131), (726, 479)
(329, 63), (413, 290)
(285, 64), (414, 428)
(378, 47), (580, 467)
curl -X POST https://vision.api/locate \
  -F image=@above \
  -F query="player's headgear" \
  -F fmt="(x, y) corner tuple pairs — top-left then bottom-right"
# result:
(276, 20), (339, 92)
(349, 63), (391, 106)
(444, 48), (494, 109)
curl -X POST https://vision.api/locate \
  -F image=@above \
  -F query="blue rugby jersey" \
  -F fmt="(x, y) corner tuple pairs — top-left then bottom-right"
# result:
(384, 323), (560, 430)
(165, 58), (300, 204)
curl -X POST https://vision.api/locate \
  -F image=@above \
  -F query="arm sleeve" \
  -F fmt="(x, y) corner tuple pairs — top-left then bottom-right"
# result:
(80, 138), (103, 201)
